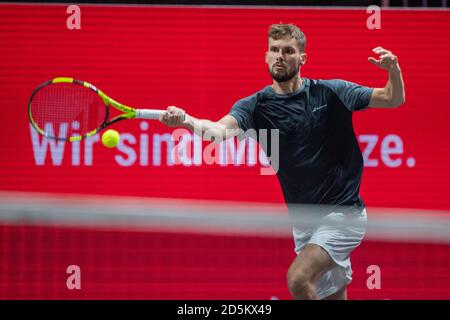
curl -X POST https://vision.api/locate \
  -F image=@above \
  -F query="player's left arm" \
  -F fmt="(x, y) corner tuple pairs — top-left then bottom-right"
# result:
(367, 47), (405, 108)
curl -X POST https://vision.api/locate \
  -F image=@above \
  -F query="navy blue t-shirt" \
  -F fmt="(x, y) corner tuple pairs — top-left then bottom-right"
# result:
(229, 78), (373, 209)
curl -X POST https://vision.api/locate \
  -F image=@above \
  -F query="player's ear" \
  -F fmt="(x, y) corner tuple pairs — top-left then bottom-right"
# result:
(300, 53), (307, 66)
(265, 51), (269, 64)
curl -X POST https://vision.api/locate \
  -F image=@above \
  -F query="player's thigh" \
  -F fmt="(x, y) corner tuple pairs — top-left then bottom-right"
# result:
(288, 243), (336, 283)
(323, 285), (347, 300)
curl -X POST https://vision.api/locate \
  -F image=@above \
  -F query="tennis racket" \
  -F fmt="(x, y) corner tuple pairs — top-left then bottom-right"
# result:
(28, 77), (171, 142)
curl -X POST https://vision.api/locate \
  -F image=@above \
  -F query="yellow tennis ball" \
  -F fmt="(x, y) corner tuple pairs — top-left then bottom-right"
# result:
(101, 129), (120, 148)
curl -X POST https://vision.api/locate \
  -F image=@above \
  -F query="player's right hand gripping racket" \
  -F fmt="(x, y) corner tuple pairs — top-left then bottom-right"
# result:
(28, 77), (171, 141)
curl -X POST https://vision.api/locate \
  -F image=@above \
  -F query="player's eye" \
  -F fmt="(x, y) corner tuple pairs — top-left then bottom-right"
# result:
(284, 48), (295, 54)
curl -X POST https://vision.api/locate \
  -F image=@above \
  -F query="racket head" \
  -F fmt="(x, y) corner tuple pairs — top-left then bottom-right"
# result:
(28, 78), (112, 142)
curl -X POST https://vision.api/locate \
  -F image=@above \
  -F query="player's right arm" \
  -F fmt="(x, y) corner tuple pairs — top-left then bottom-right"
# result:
(159, 106), (241, 142)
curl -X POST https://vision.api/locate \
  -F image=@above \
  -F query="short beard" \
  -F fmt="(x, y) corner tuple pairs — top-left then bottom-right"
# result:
(268, 64), (300, 83)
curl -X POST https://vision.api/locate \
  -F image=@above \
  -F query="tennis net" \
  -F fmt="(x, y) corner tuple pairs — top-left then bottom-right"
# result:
(1, 191), (449, 299)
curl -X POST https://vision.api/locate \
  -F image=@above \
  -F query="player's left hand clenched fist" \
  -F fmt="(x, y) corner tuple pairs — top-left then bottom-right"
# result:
(368, 47), (401, 72)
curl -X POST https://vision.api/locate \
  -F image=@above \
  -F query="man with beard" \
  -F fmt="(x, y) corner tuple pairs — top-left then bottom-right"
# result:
(159, 23), (405, 300)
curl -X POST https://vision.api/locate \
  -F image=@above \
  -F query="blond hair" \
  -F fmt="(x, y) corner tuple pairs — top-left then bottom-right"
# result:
(268, 23), (306, 52)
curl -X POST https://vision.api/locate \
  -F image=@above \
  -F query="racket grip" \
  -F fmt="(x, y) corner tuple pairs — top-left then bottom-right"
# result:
(135, 109), (165, 120)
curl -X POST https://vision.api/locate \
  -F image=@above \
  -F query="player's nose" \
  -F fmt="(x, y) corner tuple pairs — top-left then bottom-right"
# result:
(275, 54), (285, 62)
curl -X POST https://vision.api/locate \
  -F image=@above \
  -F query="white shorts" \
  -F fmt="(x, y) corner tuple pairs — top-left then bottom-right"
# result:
(292, 208), (367, 299)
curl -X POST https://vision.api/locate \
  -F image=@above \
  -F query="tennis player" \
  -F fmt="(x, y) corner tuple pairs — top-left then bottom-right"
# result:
(159, 23), (405, 300)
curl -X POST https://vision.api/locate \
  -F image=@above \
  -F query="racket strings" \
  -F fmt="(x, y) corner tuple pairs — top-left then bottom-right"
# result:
(30, 83), (107, 139)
